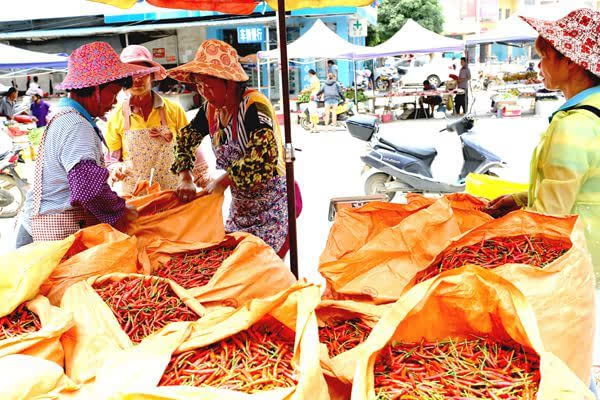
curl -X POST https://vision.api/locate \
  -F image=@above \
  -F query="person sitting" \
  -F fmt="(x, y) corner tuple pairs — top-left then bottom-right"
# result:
(419, 80), (442, 117)
(0, 87), (18, 119)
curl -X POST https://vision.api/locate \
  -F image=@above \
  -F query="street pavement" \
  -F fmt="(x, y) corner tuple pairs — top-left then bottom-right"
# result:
(0, 113), (597, 364)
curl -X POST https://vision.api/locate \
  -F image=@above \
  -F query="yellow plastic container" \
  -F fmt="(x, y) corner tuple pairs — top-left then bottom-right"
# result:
(465, 173), (529, 200)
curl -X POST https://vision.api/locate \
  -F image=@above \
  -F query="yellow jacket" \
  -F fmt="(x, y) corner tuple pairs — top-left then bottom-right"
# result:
(518, 88), (600, 285)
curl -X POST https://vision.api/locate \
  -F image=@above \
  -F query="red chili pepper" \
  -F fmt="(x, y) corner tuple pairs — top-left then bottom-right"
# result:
(318, 318), (373, 358)
(153, 246), (236, 290)
(415, 234), (571, 284)
(374, 336), (540, 399)
(93, 276), (198, 343)
(0, 303), (42, 340)
(159, 317), (297, 393)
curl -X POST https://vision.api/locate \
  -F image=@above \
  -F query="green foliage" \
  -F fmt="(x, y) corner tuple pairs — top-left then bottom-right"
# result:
(345, 89), (367, 103)
(368, 0), (444, 46)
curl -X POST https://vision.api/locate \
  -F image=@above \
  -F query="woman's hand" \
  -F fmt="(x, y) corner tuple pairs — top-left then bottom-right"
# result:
(176, 170), (196, 203)
(483, 194), (521, 218)
(108, 162), (131, 183)
(198, 173), (231, 197)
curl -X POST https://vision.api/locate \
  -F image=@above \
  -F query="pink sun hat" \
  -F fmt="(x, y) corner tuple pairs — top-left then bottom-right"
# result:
(57, 42), (159, 90)
(120, 45), (167, 81)
(520, 8), (600, 77)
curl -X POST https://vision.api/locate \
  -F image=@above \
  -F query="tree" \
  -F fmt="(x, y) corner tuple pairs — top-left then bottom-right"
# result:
(368, 0), (445, 46)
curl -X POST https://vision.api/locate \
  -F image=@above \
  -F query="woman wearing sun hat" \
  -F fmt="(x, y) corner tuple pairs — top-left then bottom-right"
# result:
(168, 39), (301, 258)
(15, 42), (156, 248)
(104, 45), (209, 193)
(482, 9), (600, 394)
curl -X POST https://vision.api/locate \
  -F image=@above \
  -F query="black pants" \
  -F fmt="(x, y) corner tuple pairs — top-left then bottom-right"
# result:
(455, 92), (468, 114)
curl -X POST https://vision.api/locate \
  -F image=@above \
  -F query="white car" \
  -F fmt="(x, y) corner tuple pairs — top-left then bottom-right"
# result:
(395, 56), (455, 87)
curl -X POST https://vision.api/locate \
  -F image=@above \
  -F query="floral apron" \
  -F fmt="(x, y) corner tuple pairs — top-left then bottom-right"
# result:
(31, 109), (98, 241)
(121, 100), (178, 194)
(210, 103), (288, 252)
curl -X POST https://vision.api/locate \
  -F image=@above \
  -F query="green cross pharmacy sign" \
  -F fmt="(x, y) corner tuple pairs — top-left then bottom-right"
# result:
(349, 19), (368, 37)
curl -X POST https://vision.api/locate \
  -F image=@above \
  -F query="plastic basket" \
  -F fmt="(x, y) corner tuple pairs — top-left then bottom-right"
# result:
(465, 173), (529, 200)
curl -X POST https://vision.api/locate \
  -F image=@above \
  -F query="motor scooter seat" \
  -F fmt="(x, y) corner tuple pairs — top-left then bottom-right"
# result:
(380, 135), (437, 159)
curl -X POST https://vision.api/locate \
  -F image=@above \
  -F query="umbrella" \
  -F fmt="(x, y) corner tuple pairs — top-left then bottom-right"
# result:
(88, 0), (373, 278)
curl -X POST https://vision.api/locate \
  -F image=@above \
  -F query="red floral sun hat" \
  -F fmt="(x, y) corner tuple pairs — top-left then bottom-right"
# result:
(520, 8), (600, 77)
(57, 42), (158, 90)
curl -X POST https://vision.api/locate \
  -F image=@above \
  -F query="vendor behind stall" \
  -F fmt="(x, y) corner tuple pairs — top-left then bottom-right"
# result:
(104, 45), (194, 194)
(168, 40), (301, 258)
(30, 94), (50, 127)
(0, 87), (17, 119)
(16, 42), (154, 248)
(419, 80), (443, 117)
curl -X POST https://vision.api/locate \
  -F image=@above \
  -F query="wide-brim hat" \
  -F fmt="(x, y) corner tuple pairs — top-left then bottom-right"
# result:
(120, 45), (167, 81)
(520, 8), (600, 77)
(168, 40), (249, 83)
(57, 41), (159, 90)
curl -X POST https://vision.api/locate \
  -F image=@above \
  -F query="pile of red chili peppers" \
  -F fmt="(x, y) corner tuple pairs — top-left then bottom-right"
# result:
(416, 234), (571, 283)
(159, 318), (297, 393)
(374, 336), (540, 399)
(93, 277), (198, 343)
(319, 318), (372, 358)
(0, 303), (42, 340)
(153, 246), (236, 289)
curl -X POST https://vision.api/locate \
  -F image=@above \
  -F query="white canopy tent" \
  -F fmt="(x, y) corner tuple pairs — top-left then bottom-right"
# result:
(0, 43), (68, 70)
(257, 19), (366, 60)
(466, 16), (537, 45)
(342, 19), (465, 59)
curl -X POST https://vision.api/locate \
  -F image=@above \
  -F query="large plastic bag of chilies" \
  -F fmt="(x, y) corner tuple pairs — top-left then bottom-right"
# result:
(0, 355), (78, 400)
(410, 210), (596, 383)
(60, 273), (206, 384)
(351, 266), (594, 400)
(316, 300), (388, 400)
(319, 193), (490, 267)
(125, 189), (225, 248)
(90, 282), (330, 400)
(0, 295), (73, 366)
(0, 236), (75, 317)
(139, 232), (296, 309)
(39, 224), (138, 306)
(319, 198), (462, 304)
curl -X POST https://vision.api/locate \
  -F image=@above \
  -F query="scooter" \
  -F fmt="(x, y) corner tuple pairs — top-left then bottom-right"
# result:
(299, 100), (355, 131)
(347, 112), (506, 201)
(0, 145), (29, 218)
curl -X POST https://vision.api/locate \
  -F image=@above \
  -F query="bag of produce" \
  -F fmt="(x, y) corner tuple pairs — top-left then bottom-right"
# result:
(91, 283), (330, 400)
(140, 232), (296, 309)
(125, 190), (225, 247)
(410, 210), (596, 383)
(0, 355), (78, 400)
(39, 224), (138, 305)
(351, 266), (594, 399)
(316, 300), (387, 400)
(319, 198), (461, 304)
(0, 238), (75, 317)
(0, 295), (73, 366)
(60, 273), (205, 384)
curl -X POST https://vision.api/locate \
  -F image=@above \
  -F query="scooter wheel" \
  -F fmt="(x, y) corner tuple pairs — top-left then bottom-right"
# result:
(365, 173), (396, 202)
(300, 118), (312, 131)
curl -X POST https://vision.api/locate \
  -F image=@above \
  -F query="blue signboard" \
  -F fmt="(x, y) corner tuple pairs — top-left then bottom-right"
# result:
(237, 26), (264, 44)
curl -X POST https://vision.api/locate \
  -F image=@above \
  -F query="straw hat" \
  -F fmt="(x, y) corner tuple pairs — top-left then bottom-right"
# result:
(168, 40), (249, 83)
(521, 8), (600, 77)
(120, 45), (167, 81)
(57, 42), (158, 90)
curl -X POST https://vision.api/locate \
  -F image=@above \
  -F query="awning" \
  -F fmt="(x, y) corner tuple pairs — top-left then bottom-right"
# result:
(257, 18), (366, 60)
(90, 0), (260, 14)
(466, 16), (537, 45)
(342, 19), (465, 59)
(0, 43), (68, 69)
(0, 16), (277, 40)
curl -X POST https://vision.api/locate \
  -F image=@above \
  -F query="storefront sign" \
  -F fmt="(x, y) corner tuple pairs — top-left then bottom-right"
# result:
(152, 48), (166, 58)
(237, 26), (264, 43)
(349, 19), (368, 37)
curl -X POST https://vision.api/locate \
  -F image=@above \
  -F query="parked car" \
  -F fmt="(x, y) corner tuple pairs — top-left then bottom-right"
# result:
(394, 56), (454, 87)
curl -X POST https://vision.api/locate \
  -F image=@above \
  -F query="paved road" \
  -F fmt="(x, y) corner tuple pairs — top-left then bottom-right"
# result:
(0, 114), (597, 364)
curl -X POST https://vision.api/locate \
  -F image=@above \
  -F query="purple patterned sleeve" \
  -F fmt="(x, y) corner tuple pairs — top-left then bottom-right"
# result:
(67, 159), (126, 225)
